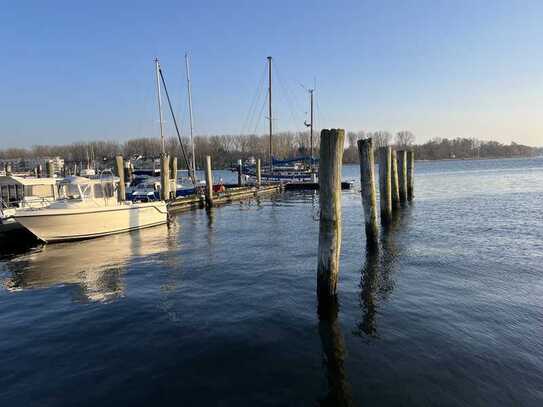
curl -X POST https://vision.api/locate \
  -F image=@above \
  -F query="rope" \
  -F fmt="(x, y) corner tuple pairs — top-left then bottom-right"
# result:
(240, 63), (267, 135)
(158, 66), (196, 185)
(252, 93), (269, 135)
(273, 62), (305, 134)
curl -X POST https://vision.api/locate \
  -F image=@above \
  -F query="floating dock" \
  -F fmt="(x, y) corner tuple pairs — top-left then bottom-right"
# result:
(168, 184), (282, 213)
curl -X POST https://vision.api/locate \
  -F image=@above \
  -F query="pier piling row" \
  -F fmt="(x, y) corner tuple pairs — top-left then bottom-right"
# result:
(317, 129), (345, 303)
(378, 146), (393, 224)
(358, 138), (379, 247)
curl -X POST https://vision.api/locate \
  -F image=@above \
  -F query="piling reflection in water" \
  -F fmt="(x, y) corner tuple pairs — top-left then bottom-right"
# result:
(318, 298), (353, 406)
(3, 225), (171, 302)
(357, 208), (409, 338)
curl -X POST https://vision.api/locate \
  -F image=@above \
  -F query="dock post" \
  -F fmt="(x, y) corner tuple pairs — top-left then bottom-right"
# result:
(397, 150), (408, 203)
(115, 155), (126, 201)
(407, 151), (415, 201)
(237, 159), (243, 186)
(317, 128), (345, 304)
(5, 163), (12, 176)
(161, 154), (170, 201)
(378, 146), (392, 224)
(358, 138), (379, 247)
(204, 155), (214, 207)
(391, 150), (400, 209)
(170, 156), (178, 200)
(256, 158), (262, 187)
(46, 161), (54, 178)
(36, 164), (42, 178)
(124, 160), (133, 184)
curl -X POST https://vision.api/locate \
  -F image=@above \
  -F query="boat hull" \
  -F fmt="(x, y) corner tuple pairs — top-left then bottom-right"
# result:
(14, 202), (168, 243)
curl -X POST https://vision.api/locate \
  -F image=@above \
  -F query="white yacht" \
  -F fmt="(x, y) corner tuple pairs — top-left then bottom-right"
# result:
(14, 175), (168, 243)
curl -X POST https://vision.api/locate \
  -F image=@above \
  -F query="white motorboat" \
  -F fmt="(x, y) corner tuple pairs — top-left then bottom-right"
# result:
(14, 175), (168, 243)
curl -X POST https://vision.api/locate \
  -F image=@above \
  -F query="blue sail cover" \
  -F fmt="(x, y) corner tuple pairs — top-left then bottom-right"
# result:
(271, 156), (319, 165)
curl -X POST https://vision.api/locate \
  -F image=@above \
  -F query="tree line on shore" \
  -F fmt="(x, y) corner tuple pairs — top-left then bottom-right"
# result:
(1, 131), (540, 168)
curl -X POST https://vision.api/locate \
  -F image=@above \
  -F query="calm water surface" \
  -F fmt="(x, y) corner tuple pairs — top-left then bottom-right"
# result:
(1, 158), (542, 406)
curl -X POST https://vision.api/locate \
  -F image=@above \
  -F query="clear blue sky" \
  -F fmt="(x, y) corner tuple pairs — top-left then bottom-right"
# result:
(2, 0), (542, 148)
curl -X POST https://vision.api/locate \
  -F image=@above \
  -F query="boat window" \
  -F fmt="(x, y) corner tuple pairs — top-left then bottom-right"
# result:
(94, 183), (115, 198)
(63, 183), (82, 199)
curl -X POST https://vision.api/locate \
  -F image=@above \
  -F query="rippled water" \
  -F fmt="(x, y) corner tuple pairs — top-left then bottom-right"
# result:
(1, 158), (542, 406)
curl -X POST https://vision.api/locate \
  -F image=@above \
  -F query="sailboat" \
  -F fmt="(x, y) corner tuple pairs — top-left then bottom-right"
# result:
(13, 61), (172, 243)
(241, 56), (317, 182)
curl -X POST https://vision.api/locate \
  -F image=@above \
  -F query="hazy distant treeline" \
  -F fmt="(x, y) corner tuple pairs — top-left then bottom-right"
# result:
(0, 130), (540, 168)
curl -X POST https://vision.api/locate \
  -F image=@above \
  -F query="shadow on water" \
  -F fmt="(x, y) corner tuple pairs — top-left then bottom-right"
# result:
(318, 298), (353, 407)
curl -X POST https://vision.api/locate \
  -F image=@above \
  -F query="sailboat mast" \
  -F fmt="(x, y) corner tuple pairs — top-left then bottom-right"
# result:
(267, 56), (273, 170)
(154, 58), (165, 155)
(185, 52), (196, 177)
(309, 88), (314, 169)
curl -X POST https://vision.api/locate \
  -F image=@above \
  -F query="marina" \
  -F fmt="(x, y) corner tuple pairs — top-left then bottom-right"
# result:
(2, 1), (543, 404)
(1, 158), (542, 405)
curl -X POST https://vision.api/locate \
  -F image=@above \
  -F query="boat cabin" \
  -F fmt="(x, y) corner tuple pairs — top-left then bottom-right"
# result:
(0, 176), (58, 208)
(58, 176), (119, 202)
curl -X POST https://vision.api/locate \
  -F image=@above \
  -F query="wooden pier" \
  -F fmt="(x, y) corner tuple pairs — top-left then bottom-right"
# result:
(168, 183), (282, 213)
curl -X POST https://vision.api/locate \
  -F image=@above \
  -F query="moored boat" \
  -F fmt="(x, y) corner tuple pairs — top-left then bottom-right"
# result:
(14, 176), (168, 243)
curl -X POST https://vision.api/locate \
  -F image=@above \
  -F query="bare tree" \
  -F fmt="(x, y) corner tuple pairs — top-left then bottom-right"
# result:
(395, 131), (415, 149)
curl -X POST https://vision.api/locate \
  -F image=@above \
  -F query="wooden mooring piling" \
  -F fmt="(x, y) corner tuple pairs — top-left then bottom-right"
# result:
(115, 155), (126, 201)
(358, 138), (379, 247)
(204, 155), (214, 208)
(391, 150), (400, 209)
(378, 146), (392, 224)
(317, 129), (345, 303)
(407, 151), (415, 201)
(397, 150), (408, 204)
(161, 154), (170, 201)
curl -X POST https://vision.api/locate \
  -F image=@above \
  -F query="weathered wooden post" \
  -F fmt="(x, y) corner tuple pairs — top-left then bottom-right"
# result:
(358, 138), (379, 246)
(115, 155), (126, 201)
(46, 161), (54, 178)
(407, 151), (415, 201)
(237, 159), (243, 186)
(397, 150), (408, 203)
(256, 158), (262, 187)
(378, 146), (392, 224)
(170, 156), (178, 200)
(160, 154), (170, 201)
(204, 155), (214, 208)
(124, 160), (133, 184)
(317, 128), (345, 303)
(391, 150), (400, 209)
(5, 163), (12, 176)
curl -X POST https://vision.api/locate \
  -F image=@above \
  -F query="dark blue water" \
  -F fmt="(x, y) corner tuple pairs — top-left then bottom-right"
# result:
(1, 158), (542, 406)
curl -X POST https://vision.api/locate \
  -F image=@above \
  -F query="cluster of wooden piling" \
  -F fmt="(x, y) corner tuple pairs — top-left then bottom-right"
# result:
(317, 130), (415, 305)
(358, 141), (415, 246)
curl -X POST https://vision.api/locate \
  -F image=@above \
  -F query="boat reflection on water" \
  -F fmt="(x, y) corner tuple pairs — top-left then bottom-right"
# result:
(3, 224), (173, 302)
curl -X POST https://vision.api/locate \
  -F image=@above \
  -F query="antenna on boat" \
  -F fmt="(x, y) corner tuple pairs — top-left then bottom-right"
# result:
(154, 57), (166, 156)
(267, 56), (273, 172)
(185, 52), (197, 178)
